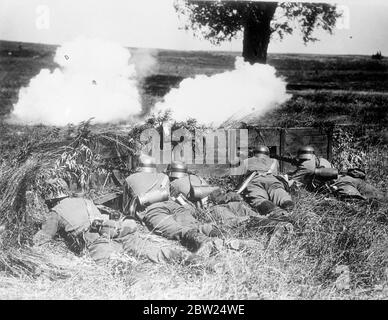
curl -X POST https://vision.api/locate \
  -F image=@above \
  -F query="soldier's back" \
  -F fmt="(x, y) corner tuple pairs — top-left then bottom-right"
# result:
(125, 172), (170, 197)
(246, 156), (279, 174)
(52, 198), (96, 234)
(170, 174), (207, 198)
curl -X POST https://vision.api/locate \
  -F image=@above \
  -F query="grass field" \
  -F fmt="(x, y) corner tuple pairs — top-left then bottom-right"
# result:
(0, 40), (387, 300)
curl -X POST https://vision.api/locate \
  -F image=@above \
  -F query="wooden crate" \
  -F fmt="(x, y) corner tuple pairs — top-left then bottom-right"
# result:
(153, 126), (333, 176)
(103, 126), (333, 178)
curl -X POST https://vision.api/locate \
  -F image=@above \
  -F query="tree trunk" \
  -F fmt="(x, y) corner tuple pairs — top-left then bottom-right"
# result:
(243, 2), (278, 64)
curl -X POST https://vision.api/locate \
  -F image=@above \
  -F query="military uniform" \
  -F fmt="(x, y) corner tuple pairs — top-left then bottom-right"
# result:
(288, 146), (385, 201)
(331, 170), (385, 201)
(33, 197), (188, 264)
(170, 174), (248, 226)
(169, 171), (293, 238)
(288, 146), (334, 190)
(242, 146), (294, 215)
(123, 157), (216, 254)
(122, 170), (170, 215)
(166, 160), (295, 251)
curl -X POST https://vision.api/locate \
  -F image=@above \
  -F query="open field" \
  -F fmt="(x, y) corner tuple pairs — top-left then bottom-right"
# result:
(0, 40), (387, 300)
(1, 40), (387, 124)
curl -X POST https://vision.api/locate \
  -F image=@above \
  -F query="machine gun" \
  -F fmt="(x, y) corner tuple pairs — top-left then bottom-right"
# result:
(270, 154), (304, 167)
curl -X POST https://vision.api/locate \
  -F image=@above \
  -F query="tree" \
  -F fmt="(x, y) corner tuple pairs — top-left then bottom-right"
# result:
(174, 1), (341, 64)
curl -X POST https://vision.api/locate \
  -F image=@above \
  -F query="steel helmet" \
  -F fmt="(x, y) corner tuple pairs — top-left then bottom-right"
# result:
(297, 146), (316, 160)
(253, 145), (270, 156)
(137, 155), (157, 173)
(44, 178), (69, 201)
(167, 161), (188, 179)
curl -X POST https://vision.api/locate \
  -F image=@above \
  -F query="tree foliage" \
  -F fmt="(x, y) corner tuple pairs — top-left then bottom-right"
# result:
(175, 1), (340, 62)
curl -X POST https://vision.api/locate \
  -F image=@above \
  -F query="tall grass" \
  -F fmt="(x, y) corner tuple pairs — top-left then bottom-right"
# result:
(0, 119), (387, 299)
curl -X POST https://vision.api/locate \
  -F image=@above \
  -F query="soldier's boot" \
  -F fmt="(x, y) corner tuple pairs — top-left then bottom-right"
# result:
(266, 222), (294, 251)
(181, 229), (217, 258)
(280, 200), (295, 212)
(257, 200), (277, 216)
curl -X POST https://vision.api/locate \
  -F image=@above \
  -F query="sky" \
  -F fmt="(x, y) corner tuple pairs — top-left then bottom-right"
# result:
(0, 0), (387, 55)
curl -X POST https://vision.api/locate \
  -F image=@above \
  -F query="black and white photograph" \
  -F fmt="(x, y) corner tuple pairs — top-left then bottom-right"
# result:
(0, 0), (387, 302)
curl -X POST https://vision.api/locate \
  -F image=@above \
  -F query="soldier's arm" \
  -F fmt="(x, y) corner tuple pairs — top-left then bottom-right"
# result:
(85, 199), (104, 221)
(32, 211), (60, 246)
(287, 168), (315, 188)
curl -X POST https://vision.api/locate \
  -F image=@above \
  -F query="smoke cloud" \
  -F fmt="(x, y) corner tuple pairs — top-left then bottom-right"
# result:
(155, 57), (290, 127)
(129, 48), (157, 79)
(9, 37), (147, 126)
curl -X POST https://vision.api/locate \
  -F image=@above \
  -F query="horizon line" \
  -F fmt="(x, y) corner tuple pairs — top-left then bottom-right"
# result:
(0, 38), (381, 58)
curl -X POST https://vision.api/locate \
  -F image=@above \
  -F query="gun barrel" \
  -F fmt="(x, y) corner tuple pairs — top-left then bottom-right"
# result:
(271, 155), (299, 166)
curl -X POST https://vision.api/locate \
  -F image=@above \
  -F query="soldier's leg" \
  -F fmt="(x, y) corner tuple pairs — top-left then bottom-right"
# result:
(265, 176), (294, 210)
(84, 232), (123, 264)
(219, 201), (260, 217)
(245, 180), (274, 215)
(331, 175), (365, 200)
(172, 208), (216, 237)
(201, 204), (265, 251)
(206, 204), (251, 227)
(217, 197), (296, 251)
(121, 232), (189, 264)
(99, 219), (138, 239)
(143, 201), (194, 240)
(238, 201), (295, 249)
(143, 201), (214, 253)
